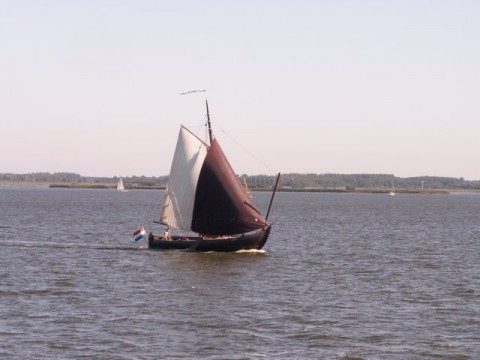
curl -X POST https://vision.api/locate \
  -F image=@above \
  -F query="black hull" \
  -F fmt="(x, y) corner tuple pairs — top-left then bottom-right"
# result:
(148, 225), (271, 252)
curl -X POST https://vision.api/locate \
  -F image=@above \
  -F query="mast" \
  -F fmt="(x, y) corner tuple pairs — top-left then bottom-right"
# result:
(206, 100), (213, 145)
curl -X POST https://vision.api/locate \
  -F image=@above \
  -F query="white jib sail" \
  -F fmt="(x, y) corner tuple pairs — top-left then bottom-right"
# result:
(160, 126), (208, 231)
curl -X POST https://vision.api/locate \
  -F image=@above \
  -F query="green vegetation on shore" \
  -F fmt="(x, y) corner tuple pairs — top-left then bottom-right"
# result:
(1, 172), (479, 193)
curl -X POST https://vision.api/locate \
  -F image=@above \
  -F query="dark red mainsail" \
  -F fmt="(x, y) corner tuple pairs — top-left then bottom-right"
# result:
(191, 139), (267, 235)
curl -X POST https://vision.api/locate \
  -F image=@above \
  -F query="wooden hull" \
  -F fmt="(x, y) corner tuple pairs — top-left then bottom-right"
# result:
(148, 225), (271, 252)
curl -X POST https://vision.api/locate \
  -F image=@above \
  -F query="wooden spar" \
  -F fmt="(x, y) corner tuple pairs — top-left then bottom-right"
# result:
(206, 100), (213, 145)
(265, 173), (281, 222)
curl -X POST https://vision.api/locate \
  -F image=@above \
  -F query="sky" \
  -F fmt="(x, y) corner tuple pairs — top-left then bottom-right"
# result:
(1, 0), (479, 180)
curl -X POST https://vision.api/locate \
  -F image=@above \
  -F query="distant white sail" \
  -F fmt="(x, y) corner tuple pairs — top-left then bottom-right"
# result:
(117, 178), (127, 192)
(389, 180), (395, 196)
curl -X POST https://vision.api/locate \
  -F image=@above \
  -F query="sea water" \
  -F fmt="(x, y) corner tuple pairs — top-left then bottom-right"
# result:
(1, 187), (479, 359)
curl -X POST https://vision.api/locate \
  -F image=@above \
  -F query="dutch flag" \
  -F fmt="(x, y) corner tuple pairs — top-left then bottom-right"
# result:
(133, 226), (146, 242)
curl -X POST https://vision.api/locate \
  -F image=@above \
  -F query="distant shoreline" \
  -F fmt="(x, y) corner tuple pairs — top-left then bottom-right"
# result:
(2, 172), (479, 192)
(49, 183), (166, 190)
(0, 181), (462, 194)
(0, 181), (165, 190)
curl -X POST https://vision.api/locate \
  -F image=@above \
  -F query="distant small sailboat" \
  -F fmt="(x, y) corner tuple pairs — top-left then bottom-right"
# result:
(117, 178), (127, 192)
(389, 180), (395, 196)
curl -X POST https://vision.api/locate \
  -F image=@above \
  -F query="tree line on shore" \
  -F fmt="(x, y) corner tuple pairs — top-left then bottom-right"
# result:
(1, 172), (480, 190)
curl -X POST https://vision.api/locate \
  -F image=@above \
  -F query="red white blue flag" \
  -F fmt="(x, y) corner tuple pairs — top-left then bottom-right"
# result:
(133, 226), (146, 242)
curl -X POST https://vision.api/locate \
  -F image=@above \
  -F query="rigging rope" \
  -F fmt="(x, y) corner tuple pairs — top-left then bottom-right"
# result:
(220, 128), (276, 174)
(178, 90), (275, 174)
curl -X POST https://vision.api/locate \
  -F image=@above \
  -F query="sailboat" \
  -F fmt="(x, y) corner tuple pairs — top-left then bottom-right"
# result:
(117, 178), (127, 192)
(148, 101), (280, 252)
(388, 180), (396, 196)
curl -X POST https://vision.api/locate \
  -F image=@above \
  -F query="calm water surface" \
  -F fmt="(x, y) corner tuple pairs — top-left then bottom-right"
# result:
(1, 187), (479, 359)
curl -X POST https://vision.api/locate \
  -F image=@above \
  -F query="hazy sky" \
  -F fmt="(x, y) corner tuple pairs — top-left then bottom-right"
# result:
(1, 1), (479, 180)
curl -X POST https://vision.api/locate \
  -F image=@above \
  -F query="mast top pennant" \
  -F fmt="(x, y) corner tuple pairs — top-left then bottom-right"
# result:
(179, 90), (206, 95)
